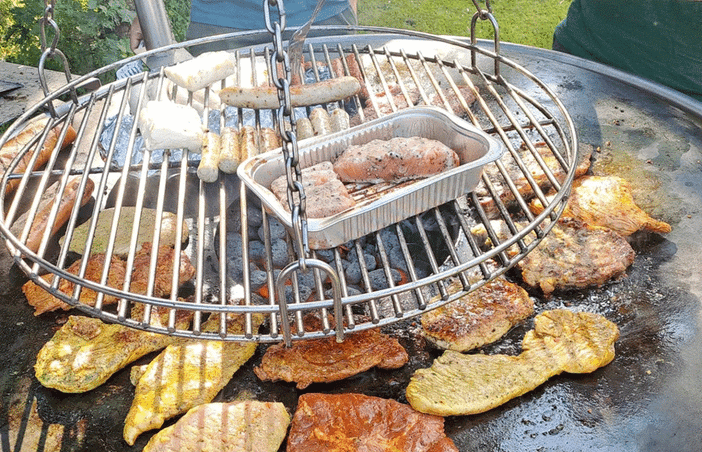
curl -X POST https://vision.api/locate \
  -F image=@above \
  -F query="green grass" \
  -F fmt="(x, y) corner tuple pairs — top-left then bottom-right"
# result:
(358, 0), (572, 50)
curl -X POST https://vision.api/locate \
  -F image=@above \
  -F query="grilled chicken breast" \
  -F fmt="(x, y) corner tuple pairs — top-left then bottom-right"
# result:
(123, 313), (264, 445)
(530, 175), (671, 236)
(421, 277), (534, 352)
(475, 142), (592, 218)
(34, 305), (192, 393)
(22, 243), (195, 315)
(142, 401), (290, 452)
(406, 309), (619, 416)
(287, 393), (458, 452)
(333, 136), (460, 184)
(254, 315), (408, 389)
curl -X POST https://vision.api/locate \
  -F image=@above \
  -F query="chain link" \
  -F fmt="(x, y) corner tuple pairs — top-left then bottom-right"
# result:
(263, 0), (310, 268)
(38, 0), (77, 114)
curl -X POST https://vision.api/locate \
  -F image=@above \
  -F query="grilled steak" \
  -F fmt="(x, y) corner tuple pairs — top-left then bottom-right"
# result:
(254, 315), (408, 389)
(270, 161), (356, 218)
(142, 401), (290, 452)
(518, 218), (636, 294)
(406, 309), (619, 416)
(333, 136), (460, 184)
(421, 277), (534, 352)
(475, 142), (592, 218)
(287, 393), (458, 452)
(530, 175), (671, 236)
(123, 314), (263, 445)
(22, 243), (195, 315)
(34, 305), (192, 393)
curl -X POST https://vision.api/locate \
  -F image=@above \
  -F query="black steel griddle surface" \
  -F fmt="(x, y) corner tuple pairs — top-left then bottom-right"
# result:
(2, 40), (702, 451)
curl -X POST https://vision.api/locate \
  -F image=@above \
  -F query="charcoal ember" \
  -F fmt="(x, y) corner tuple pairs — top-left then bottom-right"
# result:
(368, 268), (403, 291)
(250, 269), (268, 290)
(226, 232), (243, 260)
(313, 248), (335, 263)
(270, 239), (290, 268)
(227, 258), (259, 283)
(258, 218), (286, 242)
(226, 203), (263, 232)
(343, 259), (362, 286)
(248, 240), (267, 264)
(281, 282), (314, 304)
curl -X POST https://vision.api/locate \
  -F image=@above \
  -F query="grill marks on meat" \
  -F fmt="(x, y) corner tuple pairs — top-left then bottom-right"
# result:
(518, 218), (635, 295)
(421, 277), (534, 352)
(475, 142), (593, 218)
(254, 316), (408, 389)
(287, 393), (458, 452)
(406, 309), (619, 416)
(22, 242), (195, 315)
(270, 161), (356, 218)
(123, 314), (264, 445)
(34, 306), (193, 393)
(530, 175), (671, 236)
(142, 401), (290, 452)
(333, 136), (460, 184)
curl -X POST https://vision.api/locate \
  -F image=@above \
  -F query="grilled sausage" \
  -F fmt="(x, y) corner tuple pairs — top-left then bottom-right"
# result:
(218, 126), (240, 173)
(331, 53), (369, 100)
(309, 108), (332, 136)
(330, 108), (350, 133)
(197, 131), (221, 183)
(296, 117), (314, 140)
(219, 76), (362, 109)
(0, 118), (77, 193)
(12, 176), (95, 253)
(259, 127), (281, 152)
(239, 125), (258, 161)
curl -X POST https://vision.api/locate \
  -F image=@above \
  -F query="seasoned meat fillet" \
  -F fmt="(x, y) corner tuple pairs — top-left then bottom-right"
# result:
(406, 309), (619, 416)
(142, 401), (290, 452)
(34, 305), (193, 393)
(123, 314), (264, 445)
(518, 218), (636, 294)
(254, 316), (408, 389)
(475, 142), (592, 218)
(530, 175), (671, 236)
(22, 243), (195, 315)
(23, 253), (127, 315)
(270, 161), (356, 218)
(333, 136), (460, 184)
(421, 277), (534, 352)
(287, 393), (458, 452)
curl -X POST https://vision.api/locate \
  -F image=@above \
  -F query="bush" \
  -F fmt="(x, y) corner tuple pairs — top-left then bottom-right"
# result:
(1, 0), (190, 82)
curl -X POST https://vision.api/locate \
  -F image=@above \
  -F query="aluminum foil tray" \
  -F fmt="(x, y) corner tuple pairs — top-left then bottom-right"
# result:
(238, 107), (504, 249)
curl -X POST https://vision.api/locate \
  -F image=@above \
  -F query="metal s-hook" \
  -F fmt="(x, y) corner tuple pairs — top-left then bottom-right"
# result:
(469, 0), (501, 77)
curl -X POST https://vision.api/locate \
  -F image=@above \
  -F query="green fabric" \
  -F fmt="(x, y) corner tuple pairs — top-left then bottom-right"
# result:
(553, 0), (702, 101)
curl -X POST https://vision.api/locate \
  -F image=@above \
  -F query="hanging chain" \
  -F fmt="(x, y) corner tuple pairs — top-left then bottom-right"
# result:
(469, 0), (501, 76)
(39, 0), (77, 114)
(264, 0), (310, 270)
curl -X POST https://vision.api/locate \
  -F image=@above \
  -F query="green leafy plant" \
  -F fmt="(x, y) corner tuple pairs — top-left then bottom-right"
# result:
(3, 0), (133, 81)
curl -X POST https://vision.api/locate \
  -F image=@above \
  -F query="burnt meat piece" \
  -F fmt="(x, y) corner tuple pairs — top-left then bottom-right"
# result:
(287, 393), (459, 452)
